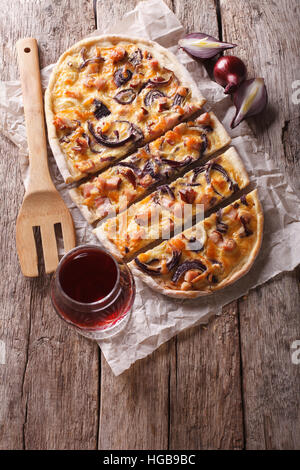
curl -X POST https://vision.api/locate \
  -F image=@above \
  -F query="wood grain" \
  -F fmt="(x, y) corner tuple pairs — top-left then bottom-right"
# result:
(95, 0), (243, 450)
(220, 0), (300, 449)
(0, 0), (299, 450)
(169, 0), (243, 450)
(0, 0), (99, 450)
(169, 305), (244, 450)
(95, 0), (172, 450)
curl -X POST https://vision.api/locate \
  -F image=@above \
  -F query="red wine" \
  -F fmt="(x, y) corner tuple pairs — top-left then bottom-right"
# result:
(59, 248), (118, 303)
(51, 246), (135, 332)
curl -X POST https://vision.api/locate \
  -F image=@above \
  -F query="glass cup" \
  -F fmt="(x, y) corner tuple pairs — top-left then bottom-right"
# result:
(50, 245), (135, 340)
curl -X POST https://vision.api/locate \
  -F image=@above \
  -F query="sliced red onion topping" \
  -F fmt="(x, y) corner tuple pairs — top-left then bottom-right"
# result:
(118, 167), (137, 189)
(114, 88), (137, 105)
(231, 78), (268, 129)
(239, 216), (253, 237)
(134, 257), (161, 275)
(128, 48), (143, 67)
(173, 93), (186, 107)
(157, 184), (175, 199)
(166, 250), (182, 271)
(185, 236), (204, 253)
(114, 67), (133, 87)
(93, 99), (111, 120)
(130, 123), (144, 143)
(194, 161), (239, 193)
(117, 161), (143, 176)
(172, 260), (207, 283)
(216, 209), (228, 234)
(144, 89), (166, 107)
(141, 159), (161, 180)
(161, 156), (193, 168)
(179, 33), (237, 59)
(87, 121), (133, 148)
(81, 133), (103, 154)
(148, 74), (172, 86)
(79, 56), (104, 70)
(134, 249), (181, 276)
(240, 195), (248, 206)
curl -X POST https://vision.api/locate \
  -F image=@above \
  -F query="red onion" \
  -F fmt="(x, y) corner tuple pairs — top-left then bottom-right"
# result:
(179, 33), (237, 59)
(213, 56), (247, 94)
(231, 78), (268, 128)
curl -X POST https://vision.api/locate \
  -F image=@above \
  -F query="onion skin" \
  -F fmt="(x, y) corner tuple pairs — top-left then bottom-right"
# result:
(231, 78), (268, 128)
(179, 33), (237, 59)
(213, 56), (247, 94)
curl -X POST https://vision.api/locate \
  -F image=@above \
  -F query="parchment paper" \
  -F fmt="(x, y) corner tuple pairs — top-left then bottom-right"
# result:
(1, 0), (300, 375)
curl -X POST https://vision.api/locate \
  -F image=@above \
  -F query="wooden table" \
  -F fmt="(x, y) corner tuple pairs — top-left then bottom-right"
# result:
(1, 0), (300, 450)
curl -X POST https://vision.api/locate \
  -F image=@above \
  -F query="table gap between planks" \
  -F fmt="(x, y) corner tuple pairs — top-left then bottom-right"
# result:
(0, 0), (299, 450)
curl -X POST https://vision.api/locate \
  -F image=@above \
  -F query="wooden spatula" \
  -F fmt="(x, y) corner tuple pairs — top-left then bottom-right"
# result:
(16, 38), (76, 277)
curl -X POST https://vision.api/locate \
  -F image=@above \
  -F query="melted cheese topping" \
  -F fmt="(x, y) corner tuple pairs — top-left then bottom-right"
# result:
(101, 147), (248, 258)
(71, 112), (228, 223)
(51, 43), (204, 179)
(132, 190), (262, 293)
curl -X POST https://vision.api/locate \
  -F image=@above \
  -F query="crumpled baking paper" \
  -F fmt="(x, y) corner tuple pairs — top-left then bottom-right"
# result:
(1, 0), (300, 375)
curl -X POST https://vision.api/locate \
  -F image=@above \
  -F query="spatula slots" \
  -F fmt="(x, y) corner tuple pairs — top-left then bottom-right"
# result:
(16, 38), (76, 277)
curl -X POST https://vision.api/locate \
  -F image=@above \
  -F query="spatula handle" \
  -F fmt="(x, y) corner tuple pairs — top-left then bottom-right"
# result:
(16, 38), (53, 191)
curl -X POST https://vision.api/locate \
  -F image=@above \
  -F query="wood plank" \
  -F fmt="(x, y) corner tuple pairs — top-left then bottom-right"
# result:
(220, 0), (300, 449)
(95, 0), (173, 450)
(0, 0), (99, 449)
(169, 0), (243, 449)
(96, 0), (243, 450)
(170, 304), (244, 450)
(99, 342), (172, 450)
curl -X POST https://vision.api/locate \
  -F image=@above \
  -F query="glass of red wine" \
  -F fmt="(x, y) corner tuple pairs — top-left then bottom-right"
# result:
(50, 245), (135, 339)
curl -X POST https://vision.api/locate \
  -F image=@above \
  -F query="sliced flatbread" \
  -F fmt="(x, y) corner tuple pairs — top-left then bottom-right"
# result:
(128, 189), (263, 298)
(45, 35), (206, 183)
(69, 111), (231, 223)
(95, 147), (249, 260)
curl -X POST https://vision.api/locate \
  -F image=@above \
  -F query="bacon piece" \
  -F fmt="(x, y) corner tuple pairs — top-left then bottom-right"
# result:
(129, 78), (142, 88)
(196, 112), (211, 126)
(179, 188), (196, 204)
(184, 136), (203, 151)
(75, 159), (95, 173)
(119, 168), (137, 189)
(209, 231), (223, 245)
(94, 77), (107, 91)
(110, 46), (127, 63)
(53, 116), (78, 131)
(223, 238), (237, 251)
(226, 207), (238, 220)
(184, 270), (201, 283)
(136, 107), (149, 122)
(85, 63), (100, 74)
(65, 89), (82, 99)
(83, 77), (95, 88)
(149, 59), (159, 70)
(176, 86), (188, 97)
(94, 196), (106, 208)
(158, 97), (168, 112)
(172, 202), (184, 218)
(82, 183), (95, 198)
(105, 176), (122, 191)
(139, 173), (154, 188)
(72, 136), (88, 153)
(181, 281), (192, 291)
